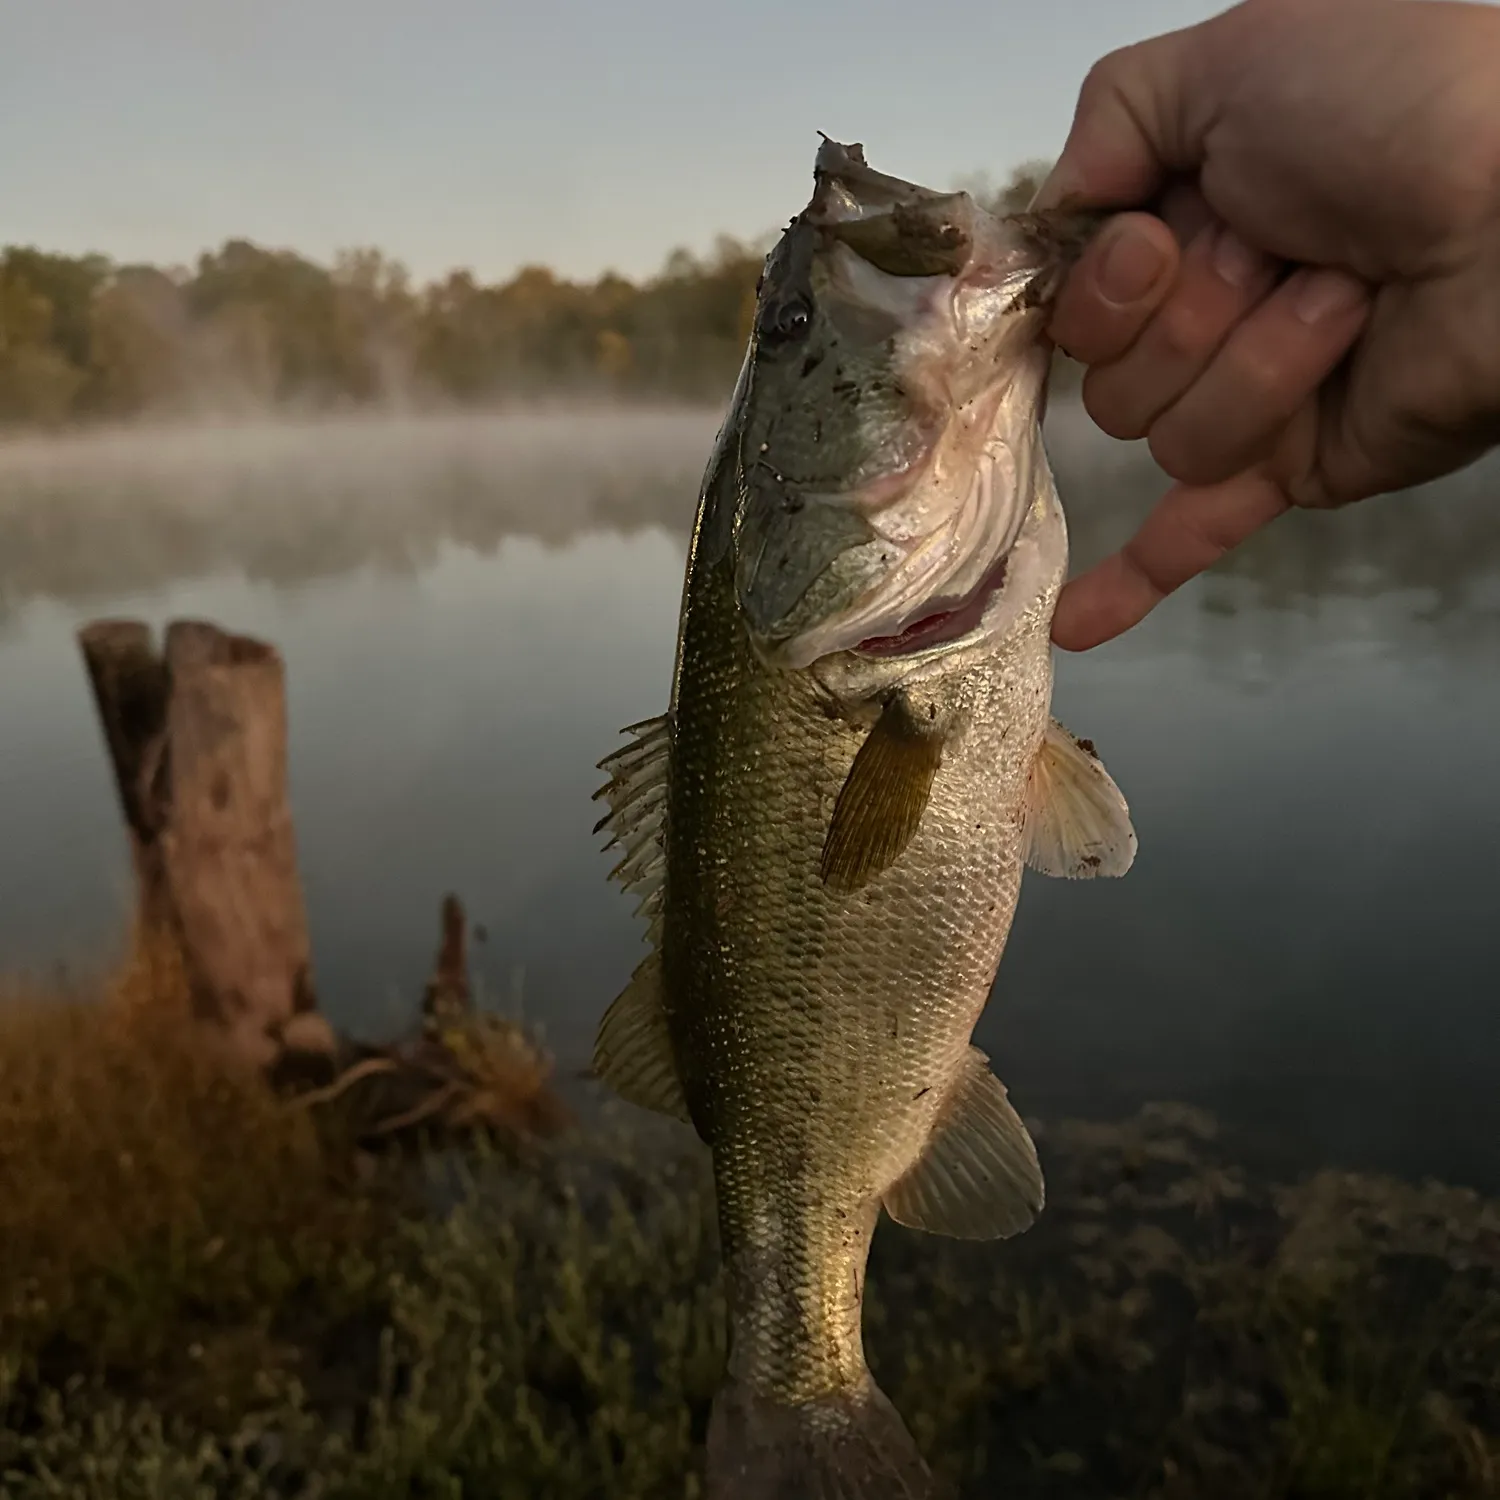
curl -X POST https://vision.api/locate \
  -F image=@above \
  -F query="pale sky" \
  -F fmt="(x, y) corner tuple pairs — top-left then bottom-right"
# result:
(2, 0), (1225, 285)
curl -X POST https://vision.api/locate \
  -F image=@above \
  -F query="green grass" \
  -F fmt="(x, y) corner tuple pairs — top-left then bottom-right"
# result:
(1, 957), (1496, 1498)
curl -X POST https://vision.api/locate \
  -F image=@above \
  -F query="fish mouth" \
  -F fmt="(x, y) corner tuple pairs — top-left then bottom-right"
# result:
(732, 137), (1084, 673)
(854, 553), (1010, 658)
(749, 390), (1043, 671)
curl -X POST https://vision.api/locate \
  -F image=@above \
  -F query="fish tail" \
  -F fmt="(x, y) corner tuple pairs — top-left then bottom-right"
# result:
(706, 1374), (940, 1500)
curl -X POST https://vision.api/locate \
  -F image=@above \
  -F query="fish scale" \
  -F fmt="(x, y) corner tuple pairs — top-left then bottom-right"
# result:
(669, 496), (1055, 1374)
(592, 138), (1137, 1499)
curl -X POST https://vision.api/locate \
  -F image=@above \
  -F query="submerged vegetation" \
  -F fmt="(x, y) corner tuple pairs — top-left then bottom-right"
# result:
(2, 945), (1496, 1499)
(0, 167), (1053, 429)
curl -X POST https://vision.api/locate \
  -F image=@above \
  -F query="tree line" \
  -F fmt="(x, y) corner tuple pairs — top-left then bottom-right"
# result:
(0, 165), (1049, 429)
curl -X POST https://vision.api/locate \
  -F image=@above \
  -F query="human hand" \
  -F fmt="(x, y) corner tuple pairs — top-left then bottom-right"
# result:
(1037, 0), (1500, 650)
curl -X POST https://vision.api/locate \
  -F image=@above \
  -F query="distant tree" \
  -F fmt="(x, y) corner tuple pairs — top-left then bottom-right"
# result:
(330, 249), (419, 406)
(0, 253), (89, 424)
(415, 271), (489, 400)
(89, 267), (192, 415)
(628, 236), (762, 397)
(0, 161), (1068, 428)
(189, 239), (379, 408)
(3, 248), (109, 373)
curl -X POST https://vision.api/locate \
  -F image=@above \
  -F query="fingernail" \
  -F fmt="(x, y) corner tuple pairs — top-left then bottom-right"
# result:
(1293, 269), (1368, 324)
(1096, 225), (1168, 307)
(1210, 225), (1265, 288)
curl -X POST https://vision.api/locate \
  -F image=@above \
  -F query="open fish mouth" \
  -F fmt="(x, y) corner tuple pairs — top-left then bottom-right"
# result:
(754, 388), (1049, 670)
(854, 553), (1010, 658)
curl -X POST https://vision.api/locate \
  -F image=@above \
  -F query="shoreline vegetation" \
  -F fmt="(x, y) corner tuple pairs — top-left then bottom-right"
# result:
(3, 949), (1497, 1499)
(0, 167), (1059, 433)
(0, 616), (1496, 1497)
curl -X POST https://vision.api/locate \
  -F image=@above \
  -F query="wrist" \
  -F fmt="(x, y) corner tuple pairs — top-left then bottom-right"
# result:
(1479, 139), (1500, 423)
(1465, 9), (1500, 270)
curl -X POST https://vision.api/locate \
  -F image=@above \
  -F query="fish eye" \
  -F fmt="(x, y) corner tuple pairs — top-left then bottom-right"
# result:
(761, 294), (813, 348)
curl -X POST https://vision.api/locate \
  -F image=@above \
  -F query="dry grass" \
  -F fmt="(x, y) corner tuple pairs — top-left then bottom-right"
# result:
(0, 934), (384, 1383)
(0, 950), (1495, 1498)
(416, 1011), (573, 1139)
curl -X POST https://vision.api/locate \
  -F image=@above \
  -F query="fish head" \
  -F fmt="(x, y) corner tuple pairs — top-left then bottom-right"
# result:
(732, 138), (1096, 671)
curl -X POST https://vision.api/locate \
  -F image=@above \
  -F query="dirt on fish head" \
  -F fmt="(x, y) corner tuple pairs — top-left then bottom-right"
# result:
(730, 138), (1099, 673)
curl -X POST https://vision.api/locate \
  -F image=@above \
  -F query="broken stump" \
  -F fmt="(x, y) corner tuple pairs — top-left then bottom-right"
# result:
(78, 616), (570, 1152)
(80, 618), (323, 1069)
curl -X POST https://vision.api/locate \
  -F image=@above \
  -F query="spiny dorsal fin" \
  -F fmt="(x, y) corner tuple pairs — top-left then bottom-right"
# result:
(594, 714), (671, 914)
(821, 693), (945, 894)
(1023, 718), (1137, 879)
(591, 951), (692, 1123)
(883, 1046), (1043, 1240)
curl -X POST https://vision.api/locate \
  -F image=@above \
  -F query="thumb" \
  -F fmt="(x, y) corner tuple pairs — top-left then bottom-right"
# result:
(1032, 12), (1225, 212)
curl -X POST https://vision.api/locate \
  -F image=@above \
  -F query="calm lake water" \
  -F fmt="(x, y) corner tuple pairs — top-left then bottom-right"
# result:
(2, 406), (1498, 1190)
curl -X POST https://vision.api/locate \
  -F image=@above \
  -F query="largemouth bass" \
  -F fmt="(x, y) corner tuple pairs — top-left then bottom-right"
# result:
(593, 139), (1136, 1499)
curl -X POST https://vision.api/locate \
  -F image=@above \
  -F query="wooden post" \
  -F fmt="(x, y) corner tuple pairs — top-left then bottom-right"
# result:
(78, 616), (567, 1149)
(159, 621), (318, 1067)
(422, 891), (473, 1037)
(78, 621), (175, 938)
(78, 618), (326, 1069)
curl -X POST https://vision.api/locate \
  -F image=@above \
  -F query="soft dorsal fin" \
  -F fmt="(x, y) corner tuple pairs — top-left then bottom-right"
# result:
(594, 713), (671, 919)
(883, 1046), (1043, 1240)
(591, 951), (692, 1124)
(1023, 718), (1136, 879)
(592, 713), (688, 1120)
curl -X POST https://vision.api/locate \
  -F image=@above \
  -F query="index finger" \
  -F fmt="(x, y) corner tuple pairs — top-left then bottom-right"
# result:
(1050, 471), (1291, 650)
(1048, 212), (1180, 367)
(1033, 14), (1222, 211)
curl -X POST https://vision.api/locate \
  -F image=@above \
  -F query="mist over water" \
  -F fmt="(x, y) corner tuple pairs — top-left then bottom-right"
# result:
(2, 403), (1497, 1190)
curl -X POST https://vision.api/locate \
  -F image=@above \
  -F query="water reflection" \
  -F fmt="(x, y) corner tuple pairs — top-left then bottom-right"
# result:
(0, 407), (1497, 1192)
(2, 404), (1498, 643)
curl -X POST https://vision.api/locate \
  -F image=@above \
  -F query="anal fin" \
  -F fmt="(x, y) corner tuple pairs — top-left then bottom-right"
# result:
(591, 952), (692, 1124)
(883, 1046), (1043, 1240)
(1023, 717), (1137, 879)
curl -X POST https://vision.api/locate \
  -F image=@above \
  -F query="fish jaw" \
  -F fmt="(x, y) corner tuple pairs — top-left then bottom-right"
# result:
(729, 138), (1085, 675)
(806, 461), (1068, 705)
(749, 336), (1057, 673)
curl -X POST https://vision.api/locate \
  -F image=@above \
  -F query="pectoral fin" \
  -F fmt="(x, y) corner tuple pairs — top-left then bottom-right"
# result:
(591, 952), (692, 1124)
(1023, 718), (1137, 879)
(883, 1046), (1043, 1240)
(820, 693), (946, 894)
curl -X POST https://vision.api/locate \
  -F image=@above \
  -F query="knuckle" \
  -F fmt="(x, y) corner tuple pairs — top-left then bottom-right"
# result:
(1151, 298), (1217, 362)
(1282, 471), (1341, 511)
(1225, 342), (1301, 414)
(1147, 421), (1223, 487)
(1082, 368), (1152, 441)
(1075, 56), (1125, 109)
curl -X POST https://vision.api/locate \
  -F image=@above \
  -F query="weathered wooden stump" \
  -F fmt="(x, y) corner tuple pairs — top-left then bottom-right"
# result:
(78, 616), (570, 1148)
(78, 621), (174, 932)
(80, 618), (325, 1068)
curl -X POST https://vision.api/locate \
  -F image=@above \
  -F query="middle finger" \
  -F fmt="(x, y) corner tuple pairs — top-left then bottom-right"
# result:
(1081, 219), (1282, 442)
